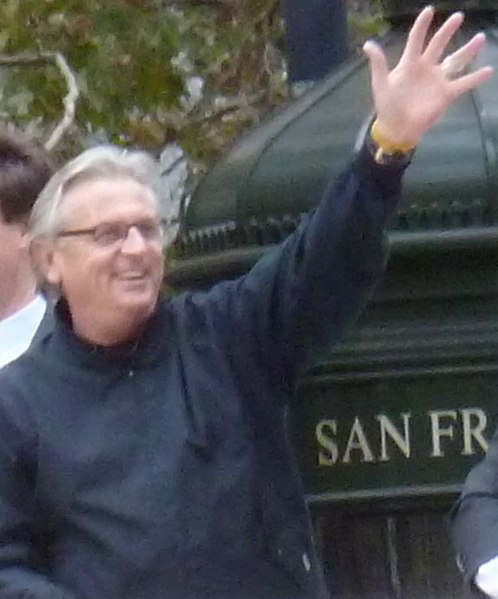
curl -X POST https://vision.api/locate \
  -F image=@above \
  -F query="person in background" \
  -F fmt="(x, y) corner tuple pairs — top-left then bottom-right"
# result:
(0, 7), (492, 599)
(0, 124), (53, 367)
(452, 422), (498, 593)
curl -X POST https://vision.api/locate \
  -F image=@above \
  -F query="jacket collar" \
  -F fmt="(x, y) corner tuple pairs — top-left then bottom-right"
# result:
(30, 299), (54, 347)
(50, 297), (169, 371)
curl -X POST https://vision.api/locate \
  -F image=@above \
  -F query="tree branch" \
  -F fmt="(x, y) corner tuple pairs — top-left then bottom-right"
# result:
(44, 53), (79, 150)
(0, 51), (79, 150)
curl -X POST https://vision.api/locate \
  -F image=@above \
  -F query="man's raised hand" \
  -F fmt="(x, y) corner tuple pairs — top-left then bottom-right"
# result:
(363, 6), (493, 148)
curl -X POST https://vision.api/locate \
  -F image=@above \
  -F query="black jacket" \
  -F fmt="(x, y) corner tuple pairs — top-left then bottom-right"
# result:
(0, 145), (405, 599)
(451, 429), (498, 587)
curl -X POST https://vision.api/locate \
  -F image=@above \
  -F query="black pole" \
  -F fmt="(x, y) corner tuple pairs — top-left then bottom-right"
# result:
(281, 0), (349, 86)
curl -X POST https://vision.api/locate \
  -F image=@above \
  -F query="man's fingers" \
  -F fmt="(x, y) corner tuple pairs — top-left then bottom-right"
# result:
(400, 5), (435, 63)
(363, 41), (389, 91)
(441, 32), (486, 76)
(424, 11), (464, 63)
(450, 66), (494, 98)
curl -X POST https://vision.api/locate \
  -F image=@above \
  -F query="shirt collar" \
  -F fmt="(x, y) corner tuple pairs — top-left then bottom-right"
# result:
(0, 294), (47, 367)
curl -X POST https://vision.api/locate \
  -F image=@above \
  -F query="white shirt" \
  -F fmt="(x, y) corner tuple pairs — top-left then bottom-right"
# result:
(477, 556), (498, 598)
(0, 294), (47, 368)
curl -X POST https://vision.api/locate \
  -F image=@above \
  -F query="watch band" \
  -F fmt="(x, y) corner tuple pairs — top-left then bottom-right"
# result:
(367, 119), (416, 166)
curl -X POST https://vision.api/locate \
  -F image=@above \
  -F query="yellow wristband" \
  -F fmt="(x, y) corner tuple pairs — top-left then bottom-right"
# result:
(370, 119), (417, 155)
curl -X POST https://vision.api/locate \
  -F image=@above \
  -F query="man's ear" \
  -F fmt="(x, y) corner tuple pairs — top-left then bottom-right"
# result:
(30, 239), (62, 286)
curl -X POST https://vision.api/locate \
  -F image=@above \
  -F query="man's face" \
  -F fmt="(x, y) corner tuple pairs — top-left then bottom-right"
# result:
(0, 214), (28, 303)
(40, 176), (164, 332)
(0, 215), (24, 269)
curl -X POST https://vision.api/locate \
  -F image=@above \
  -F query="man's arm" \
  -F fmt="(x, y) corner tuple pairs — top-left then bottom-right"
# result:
(220, 137), (407, 390)
(0, 379), (76, 599)
(191, 7), (493, 390)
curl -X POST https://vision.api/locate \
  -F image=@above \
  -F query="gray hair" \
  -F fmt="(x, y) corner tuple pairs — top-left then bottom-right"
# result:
(29, 145), (163, 240)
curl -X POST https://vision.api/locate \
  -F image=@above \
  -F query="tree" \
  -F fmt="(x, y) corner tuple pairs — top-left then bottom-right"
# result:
(0, 0), (385, 172)
(0, 1), (285, 166)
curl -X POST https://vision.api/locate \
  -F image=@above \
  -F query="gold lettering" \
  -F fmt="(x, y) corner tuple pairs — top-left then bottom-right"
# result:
(343, 417), (375, 464)
(461, 408), (488, 455)
(316, 420), (339, 466)
(429, 410), (457, 457)
(376, 413), (411, 461)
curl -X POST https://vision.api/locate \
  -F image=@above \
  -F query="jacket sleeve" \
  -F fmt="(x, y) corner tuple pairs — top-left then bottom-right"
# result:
(187, 141), (407, 394)
(450, 427), (498, 589)
(0, 379), (77, 599)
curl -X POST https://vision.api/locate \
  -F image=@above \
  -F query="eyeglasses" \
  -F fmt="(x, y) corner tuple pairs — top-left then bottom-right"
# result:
(56, 219), (177, 248)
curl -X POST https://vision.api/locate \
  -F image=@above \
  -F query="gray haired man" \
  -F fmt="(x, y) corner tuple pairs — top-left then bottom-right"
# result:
(0, 8), (492, 599)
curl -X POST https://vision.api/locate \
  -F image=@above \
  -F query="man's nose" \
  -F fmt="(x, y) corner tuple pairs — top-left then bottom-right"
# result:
(120, 226), (146, 253)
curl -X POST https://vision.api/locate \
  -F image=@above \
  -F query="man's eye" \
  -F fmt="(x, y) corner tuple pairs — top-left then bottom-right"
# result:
(138, 223), (160, 239)
(95, 226), (123, 245)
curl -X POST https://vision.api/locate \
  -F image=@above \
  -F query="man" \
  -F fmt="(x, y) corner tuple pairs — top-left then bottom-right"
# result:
(0, 125), (53, 367)
(0, 8), (492, 599)
(452, 431), (498, 593)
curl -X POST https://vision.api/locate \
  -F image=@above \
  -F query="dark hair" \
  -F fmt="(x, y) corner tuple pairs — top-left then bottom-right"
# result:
(0, 124), (54, 224)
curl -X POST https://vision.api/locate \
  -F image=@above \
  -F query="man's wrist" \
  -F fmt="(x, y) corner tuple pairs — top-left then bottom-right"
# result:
(368, 118), (417, 166)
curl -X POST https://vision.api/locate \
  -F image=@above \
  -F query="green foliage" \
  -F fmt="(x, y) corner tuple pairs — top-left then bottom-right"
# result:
(348, 0), (389, 42)
(0, 0), (286, 166)
(0, 0), (384, 167)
